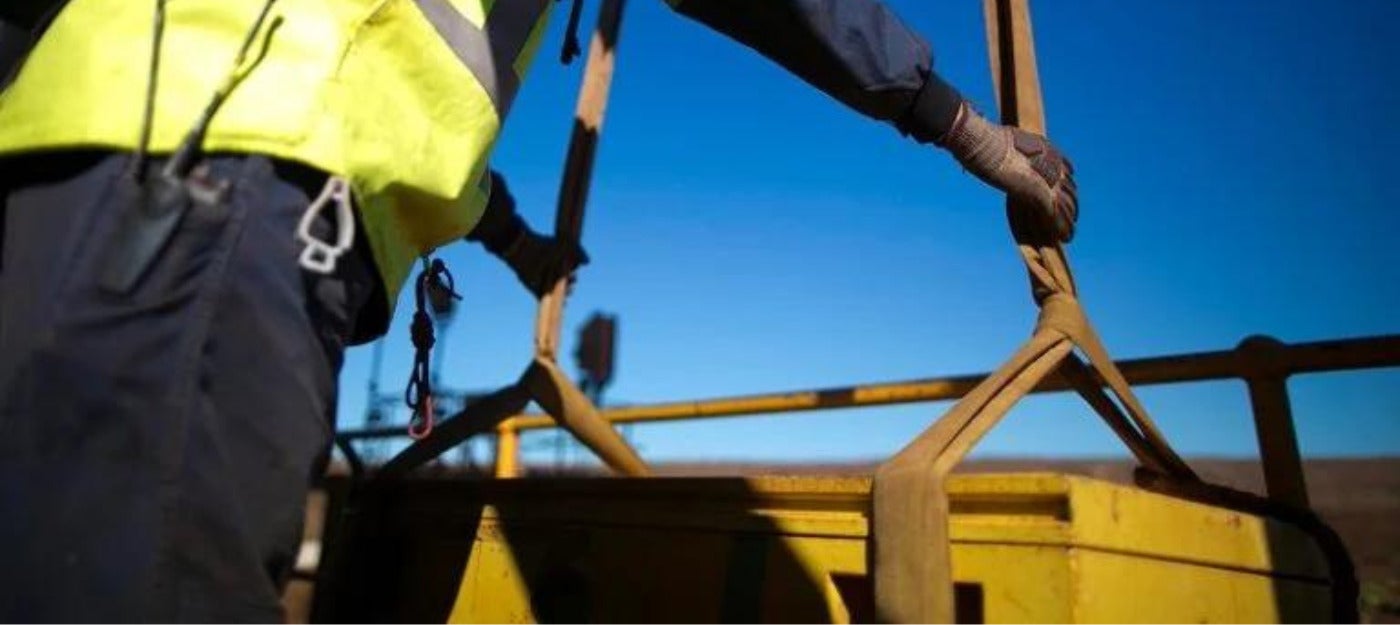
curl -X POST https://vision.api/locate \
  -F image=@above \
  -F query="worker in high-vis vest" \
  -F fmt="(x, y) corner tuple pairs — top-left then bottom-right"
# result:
(0, 0), (1077, 621)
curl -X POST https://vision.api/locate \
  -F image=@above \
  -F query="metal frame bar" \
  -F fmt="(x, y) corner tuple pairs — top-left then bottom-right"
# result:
(1237, 336), (1310, 507)
(336, 334), (1399, 441)
(481, 334), (1396, 430)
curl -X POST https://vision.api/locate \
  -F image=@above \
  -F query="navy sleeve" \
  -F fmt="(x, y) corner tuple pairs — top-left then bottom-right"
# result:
(664, 0), (964, 143)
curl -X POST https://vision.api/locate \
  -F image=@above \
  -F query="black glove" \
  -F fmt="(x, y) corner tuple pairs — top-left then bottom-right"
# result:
(496, 227), (590, 298)
(468, 170), (590, 297)
(938, 101), (1079, 242)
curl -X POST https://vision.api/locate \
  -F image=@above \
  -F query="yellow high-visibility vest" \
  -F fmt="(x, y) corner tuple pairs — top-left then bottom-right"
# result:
(0, 0), (554, 313)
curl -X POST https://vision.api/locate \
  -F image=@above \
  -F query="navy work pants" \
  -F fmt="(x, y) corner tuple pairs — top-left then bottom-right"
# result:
(0, 152), (374, 622)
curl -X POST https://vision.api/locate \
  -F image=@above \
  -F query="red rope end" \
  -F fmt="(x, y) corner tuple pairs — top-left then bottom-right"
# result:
(408, 395), (435, 440)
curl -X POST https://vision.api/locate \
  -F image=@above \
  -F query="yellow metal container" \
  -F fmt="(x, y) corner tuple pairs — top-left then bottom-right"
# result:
(444, 474), (1335, 623)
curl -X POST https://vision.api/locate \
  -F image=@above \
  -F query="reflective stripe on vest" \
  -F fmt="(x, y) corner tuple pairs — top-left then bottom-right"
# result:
(414, 0), (551, 114)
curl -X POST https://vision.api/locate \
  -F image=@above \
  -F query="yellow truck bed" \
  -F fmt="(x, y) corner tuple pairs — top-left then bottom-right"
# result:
(313, 473), (1338, 623)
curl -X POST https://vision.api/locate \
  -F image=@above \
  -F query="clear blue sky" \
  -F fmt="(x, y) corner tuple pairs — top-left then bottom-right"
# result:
(338, 0), (1400, 467)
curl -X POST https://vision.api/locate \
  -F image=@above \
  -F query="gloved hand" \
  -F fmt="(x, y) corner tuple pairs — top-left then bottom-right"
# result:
(938, 101), (1079, 242)
(468, 170), (590, 298)
(496, 227), (590, 298)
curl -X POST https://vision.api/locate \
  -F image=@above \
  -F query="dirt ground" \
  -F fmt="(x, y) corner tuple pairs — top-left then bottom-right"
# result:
(283, 457), (1399, 623)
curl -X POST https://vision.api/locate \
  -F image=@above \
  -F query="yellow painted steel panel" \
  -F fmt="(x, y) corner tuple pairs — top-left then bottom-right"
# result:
(950, 543), (1072, 623)
(454, 527), (537, 624)
(1061, 477), (1328, 579)
(1072, 548), (1332, 623)
(442, 473), (1335, 623)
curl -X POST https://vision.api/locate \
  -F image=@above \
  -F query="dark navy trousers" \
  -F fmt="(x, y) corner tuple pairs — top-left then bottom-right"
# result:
(0, 152), (374, 622)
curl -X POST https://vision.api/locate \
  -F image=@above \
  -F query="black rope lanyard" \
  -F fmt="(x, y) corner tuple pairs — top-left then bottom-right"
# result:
(405, 257), (460, 440)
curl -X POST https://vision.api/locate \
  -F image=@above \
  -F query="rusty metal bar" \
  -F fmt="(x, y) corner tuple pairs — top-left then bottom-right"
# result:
(508, 376), (982, 430)
(497, 334), (1400, 431)
(1246, 374), (1308, 505)
(1266, 333), (1400, 372)
(1238, 336), (1310, 507)
(337, 334), (1400, 441)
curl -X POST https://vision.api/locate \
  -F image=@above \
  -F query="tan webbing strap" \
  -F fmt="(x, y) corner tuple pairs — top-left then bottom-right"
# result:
(526, 0), (649, 477)
(880, 330), (1069, 470)
(535, 0), (624, 361)
(1056, 355), (1174, 474)
(522, 357), (649, 476)
(1038, 295), (1196, 478)
(875, 330), (1073, 622)
(1036, 296), (1172, 473)
(871, 0), (1198, 621)
(1016, 244), (1062, 295)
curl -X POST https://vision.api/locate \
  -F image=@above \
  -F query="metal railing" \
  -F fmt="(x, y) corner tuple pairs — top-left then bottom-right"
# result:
(338, 332), (1400, 487)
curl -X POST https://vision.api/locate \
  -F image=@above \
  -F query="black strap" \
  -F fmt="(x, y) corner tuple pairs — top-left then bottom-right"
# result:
(560, 0), (585, 64)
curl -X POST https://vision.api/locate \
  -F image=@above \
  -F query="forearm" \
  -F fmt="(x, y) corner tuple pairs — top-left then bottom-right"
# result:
(466, 169), (526, 254)
(664, 0), (964, 143)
